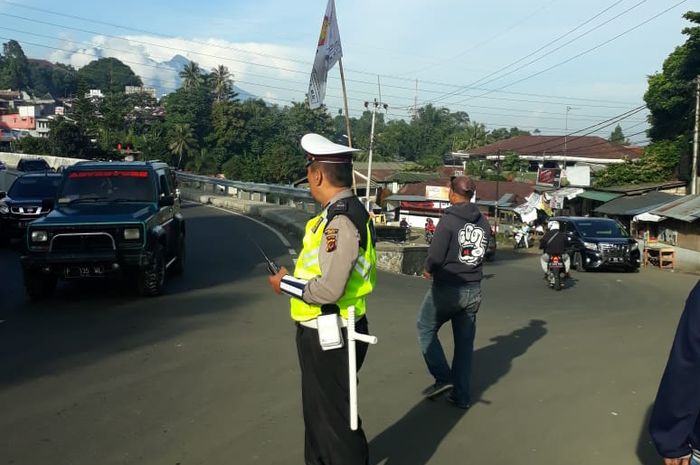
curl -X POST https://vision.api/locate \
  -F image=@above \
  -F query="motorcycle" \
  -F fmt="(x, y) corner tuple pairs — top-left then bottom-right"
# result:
(546, 255), (566, 291)
(425, 230), (434, 244)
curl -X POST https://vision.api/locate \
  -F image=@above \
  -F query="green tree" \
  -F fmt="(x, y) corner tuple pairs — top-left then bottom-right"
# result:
(169, 123), (197, 169)
(0, 40), (31, 90)
(48, 117), (92, 157)
(17, 136), (51, 155)
(28, 60), (78, 97)
(209, 65), (236, 102)
(501, 152), (529, 172)
(595, 139), (683, 187)
(179, 61), (205, 90)
(77, 57), (141, 94)
(609, 124), (629, 145)
(185, 147), (219, 174)
(162, 85), (213, 145)
(644, 11), (700, 178)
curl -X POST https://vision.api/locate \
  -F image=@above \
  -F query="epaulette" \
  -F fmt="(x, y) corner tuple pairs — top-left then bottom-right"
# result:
(326, 196), (376, 250)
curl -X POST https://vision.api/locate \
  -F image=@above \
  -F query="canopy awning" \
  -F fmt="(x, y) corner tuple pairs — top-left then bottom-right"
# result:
(578, 190), (623, 202)
(633, 212), (665, 223)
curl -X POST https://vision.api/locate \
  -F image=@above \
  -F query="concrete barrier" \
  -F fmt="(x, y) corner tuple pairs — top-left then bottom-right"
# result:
(0, 152), (84, 170)
(181, 188), (427, 275)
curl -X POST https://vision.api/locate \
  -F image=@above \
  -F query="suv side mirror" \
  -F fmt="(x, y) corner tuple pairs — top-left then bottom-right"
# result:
(0, 191), (5, 199)
(158, 196), (175, 207)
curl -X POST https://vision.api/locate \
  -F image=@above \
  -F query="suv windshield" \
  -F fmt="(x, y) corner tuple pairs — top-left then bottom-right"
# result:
(21, 160), (51, 171)
(574, 219), (629, 238)
(58, 170), (155, 204)
(9, 176), (61, 198)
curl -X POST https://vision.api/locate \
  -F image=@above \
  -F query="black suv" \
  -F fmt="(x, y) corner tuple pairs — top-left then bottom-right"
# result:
(0, 173), (62, 244)
(17, 158), (52, 172)
(551, 216), (640, 272)
(21, 161), (185, 298)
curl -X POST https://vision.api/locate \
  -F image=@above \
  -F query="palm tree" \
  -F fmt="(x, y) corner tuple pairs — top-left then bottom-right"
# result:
(179, 61), (204, 90)
(169, 123), (197, 169)
(185, 147), (219, 174)
(210, 65), (235, 102)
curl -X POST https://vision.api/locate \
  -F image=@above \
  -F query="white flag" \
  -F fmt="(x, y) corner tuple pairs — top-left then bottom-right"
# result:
(308, 0), (343, 109)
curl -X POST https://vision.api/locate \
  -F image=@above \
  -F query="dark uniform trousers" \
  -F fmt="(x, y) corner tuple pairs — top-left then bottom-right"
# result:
(296, 316), (370, 465)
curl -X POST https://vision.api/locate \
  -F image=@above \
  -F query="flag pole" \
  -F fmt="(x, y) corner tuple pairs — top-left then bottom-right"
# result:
(338, 58), (353, 148)
(339, 57), (357, 195)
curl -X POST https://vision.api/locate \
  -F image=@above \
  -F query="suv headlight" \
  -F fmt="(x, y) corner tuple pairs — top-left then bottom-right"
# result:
(0, 203), (8, 215)
(123, 228), (141, 240)
(583, 241), (598, 251)
(631, 242), (639, 251)
(31, 230), (48, 242)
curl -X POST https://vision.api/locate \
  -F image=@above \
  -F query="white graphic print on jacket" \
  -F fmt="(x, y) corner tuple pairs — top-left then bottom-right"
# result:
(457, 223), (486, 265)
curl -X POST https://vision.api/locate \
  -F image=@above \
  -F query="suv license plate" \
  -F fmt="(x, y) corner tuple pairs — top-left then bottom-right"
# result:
(64, 266), (106, 278)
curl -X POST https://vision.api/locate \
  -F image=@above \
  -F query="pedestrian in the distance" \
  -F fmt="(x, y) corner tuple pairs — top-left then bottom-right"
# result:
(649, 281), (700, 465)
(417, 175), (491, 409)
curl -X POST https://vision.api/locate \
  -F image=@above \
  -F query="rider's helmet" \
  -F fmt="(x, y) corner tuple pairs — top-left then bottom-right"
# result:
(547, 220), (560, 231)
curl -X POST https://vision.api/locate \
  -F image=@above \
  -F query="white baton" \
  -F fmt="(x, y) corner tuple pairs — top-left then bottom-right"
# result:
(347, 305), (378, 431)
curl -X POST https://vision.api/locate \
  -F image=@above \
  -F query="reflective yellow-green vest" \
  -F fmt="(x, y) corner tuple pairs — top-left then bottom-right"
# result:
(290, 210), (376, 321)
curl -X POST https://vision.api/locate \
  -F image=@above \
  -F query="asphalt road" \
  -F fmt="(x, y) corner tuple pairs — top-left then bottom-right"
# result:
(0, 203), (697, 465)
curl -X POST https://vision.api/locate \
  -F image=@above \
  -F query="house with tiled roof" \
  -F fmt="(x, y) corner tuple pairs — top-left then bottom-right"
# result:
(452, 135), (642, 168)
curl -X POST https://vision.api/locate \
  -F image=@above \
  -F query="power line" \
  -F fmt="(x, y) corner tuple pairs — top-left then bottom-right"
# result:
(449, 0), (689, 107)
(399, 0), (559, 77)
(0, 5), (644, 108)
(430, 0), (636, 105)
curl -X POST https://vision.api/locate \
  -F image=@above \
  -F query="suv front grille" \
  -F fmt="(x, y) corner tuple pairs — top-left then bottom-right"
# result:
(49, 231), (116, 253)
(599, 243), (628, 258)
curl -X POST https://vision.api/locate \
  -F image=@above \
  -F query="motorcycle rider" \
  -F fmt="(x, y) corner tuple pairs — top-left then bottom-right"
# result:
(425, 218), (436, 243)
(539, 220), (570, 278)
(513, 222), (531, 248)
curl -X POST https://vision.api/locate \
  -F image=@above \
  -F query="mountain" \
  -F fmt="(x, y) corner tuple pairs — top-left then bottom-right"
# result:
(156, 54), (257, 101)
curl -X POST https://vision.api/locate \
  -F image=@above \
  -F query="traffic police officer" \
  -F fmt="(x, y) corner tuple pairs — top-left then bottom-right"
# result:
(268, 133), (377, 465)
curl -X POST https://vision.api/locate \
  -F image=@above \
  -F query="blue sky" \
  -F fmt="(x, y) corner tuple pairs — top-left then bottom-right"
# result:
(0, 0), (693, 144)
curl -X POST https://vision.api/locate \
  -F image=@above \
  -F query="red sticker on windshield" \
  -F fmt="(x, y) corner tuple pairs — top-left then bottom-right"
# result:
(69, 171), (149, 178)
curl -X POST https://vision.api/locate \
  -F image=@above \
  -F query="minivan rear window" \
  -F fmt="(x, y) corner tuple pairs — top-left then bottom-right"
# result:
(575, 219), (629, 238)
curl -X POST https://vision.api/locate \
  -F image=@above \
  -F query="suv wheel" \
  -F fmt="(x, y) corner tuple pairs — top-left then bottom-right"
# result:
(573, 252), (585, 272)
(25, 271), (57, 300)
(138, 245), (166, 296)
(171, 235), (185, 276)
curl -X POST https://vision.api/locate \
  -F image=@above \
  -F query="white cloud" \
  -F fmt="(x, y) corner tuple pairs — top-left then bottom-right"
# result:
(47, 34), (309, 99)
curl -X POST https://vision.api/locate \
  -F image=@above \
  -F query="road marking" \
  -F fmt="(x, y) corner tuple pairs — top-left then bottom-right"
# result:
(185, 200), (296, 256)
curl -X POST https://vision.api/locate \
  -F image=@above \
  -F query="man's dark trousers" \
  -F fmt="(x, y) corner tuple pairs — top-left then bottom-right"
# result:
(296, 317), (369, 465)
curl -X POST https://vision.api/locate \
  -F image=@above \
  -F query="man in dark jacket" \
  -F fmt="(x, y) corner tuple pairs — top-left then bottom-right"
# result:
(539, 220), (570, 276)
(417, 175), (491, 409)
(649, 282), (700, 465)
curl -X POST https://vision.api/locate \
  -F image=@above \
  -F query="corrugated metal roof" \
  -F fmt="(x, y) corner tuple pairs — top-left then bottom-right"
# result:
(384, 172), (437, 183)
(578, 190), (623, 202)
(385, 194), (428, 202)
(594, 191), (679, 216)
(650, 195), (700, 222)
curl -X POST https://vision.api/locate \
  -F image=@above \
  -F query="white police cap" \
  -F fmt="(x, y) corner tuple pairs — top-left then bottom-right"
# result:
(301, 133), (359, 165)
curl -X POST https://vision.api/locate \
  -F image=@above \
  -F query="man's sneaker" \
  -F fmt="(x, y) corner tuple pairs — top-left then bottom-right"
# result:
(446, 394), (471, 410)
(422, 382), (453, 399)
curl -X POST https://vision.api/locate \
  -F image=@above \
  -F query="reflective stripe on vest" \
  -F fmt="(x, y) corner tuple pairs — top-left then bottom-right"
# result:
(290, 211), (376, 321)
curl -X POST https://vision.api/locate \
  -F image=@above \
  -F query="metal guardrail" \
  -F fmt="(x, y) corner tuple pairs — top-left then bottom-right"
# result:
(175, 172), (312, 199)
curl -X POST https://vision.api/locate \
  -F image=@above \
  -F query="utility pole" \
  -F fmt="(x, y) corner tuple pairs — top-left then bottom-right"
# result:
(364, 98), (388, 211)
(495, 150), (501, 232)
(692, 76), (700, 195)
(564, 105), (577, 157)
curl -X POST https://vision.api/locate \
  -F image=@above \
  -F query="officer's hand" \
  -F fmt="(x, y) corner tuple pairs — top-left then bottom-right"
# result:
(268, 266), (289, 294)
(422, 270), (432, 280)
